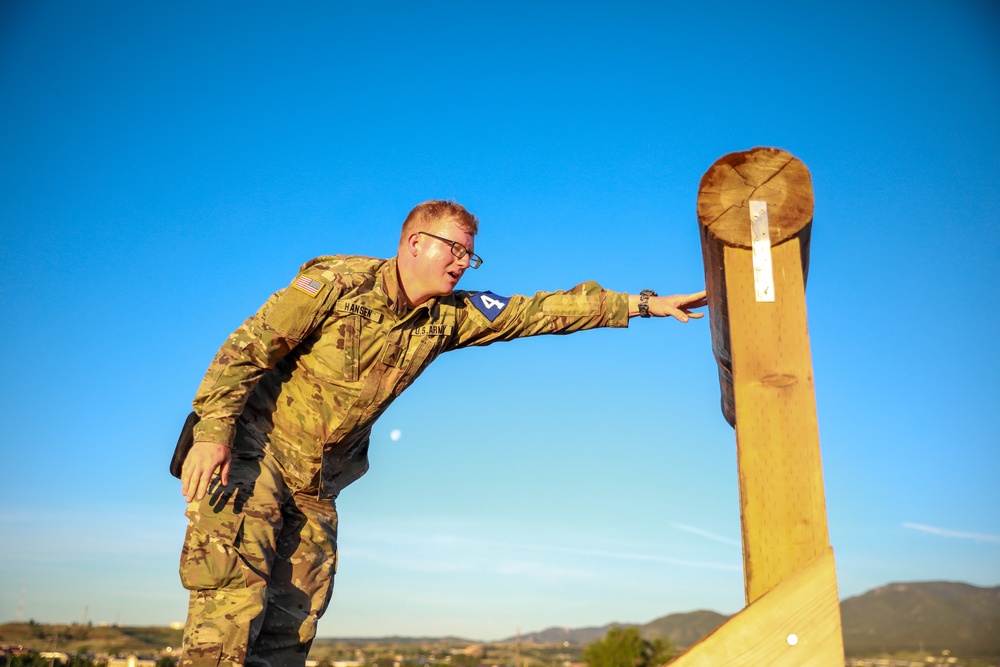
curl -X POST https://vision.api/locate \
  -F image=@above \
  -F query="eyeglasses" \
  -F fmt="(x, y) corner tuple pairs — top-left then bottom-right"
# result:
(419, 232), (483, 269)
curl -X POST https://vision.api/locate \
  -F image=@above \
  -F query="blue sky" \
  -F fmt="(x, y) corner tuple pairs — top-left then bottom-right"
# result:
(1, 0), (998, 641)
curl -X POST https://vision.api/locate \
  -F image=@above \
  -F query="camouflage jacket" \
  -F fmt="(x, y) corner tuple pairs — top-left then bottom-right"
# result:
(192, 254), (629, 499)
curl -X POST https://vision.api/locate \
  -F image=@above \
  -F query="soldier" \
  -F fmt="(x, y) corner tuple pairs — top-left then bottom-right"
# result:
(178, 200), (706, 667)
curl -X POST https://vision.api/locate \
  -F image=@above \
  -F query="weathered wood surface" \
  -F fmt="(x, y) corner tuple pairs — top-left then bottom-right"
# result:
(726, 237), (830, 603)
(679, 148), (842, 664)
(697, 147), (814, 426)
(697, 147), (830, 604)
(666, 549), (844, 666)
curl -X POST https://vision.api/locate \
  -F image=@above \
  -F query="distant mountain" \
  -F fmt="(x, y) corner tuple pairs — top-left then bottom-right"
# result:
(7, 580), (991, 660)
(640, 610), (730, 649)
(510, 581), (1000, 658)
(0, 622), (183, 655)
(840, 581), (1000, 657)
(515, 623), (626, 646)
(515, 612), (728, 650)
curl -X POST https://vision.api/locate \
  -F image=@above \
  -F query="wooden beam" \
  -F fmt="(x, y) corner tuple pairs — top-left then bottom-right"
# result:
(667, 549), (844, 666)
(726, 238), (829, 603)
(697, 147), (830, 604)
(683, 147), (843, 667)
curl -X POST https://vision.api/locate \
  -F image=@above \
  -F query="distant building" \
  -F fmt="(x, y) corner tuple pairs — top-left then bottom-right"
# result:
(107, 655), (157, 667)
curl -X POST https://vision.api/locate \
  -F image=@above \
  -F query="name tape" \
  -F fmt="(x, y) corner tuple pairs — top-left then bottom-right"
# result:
(336, 301), (385, 323)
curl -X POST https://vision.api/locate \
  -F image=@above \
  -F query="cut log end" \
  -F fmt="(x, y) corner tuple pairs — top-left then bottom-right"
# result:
(697, 147), (814, 249)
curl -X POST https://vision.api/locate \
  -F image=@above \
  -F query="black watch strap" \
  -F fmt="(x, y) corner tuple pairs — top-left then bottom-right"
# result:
(638, 289), (657, 318)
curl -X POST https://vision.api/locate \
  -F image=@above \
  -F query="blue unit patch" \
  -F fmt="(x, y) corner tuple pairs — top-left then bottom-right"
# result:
(470, 291), (509, 322)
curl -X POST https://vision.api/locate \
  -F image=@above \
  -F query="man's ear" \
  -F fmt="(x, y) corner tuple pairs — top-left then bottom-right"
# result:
(405, 231), (421, 257)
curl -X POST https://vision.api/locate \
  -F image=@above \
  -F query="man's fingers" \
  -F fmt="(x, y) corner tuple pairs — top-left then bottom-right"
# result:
(183, 467), (201, 503)
(195, 469), (213, 502)
(678, 292), (708, 308)
(181, 464), (195, 501)
(182, 459), (205, 503)
(182, 462), (213, 503)
(665, 305), (690, 322)
(180, 442), (232, 503)
(669, 292), (707, 321)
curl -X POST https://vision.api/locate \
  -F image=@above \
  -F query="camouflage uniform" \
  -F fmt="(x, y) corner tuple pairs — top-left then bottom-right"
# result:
(179, 255), (629, 667)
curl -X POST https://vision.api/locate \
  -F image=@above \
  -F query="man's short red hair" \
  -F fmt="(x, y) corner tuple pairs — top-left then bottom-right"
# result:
(400, 200), (479, 244)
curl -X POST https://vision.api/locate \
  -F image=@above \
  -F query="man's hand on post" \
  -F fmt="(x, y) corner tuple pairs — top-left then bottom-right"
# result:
(629, 290), (708, 322)
(181, 441), (232, 503)
(649, 291), (708, 322)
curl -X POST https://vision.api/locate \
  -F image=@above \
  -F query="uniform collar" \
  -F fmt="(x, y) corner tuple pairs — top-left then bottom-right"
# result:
(379, 257), (415, 318)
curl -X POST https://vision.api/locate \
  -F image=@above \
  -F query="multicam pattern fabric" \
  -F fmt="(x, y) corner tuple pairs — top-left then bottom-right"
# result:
(181, 254), (629, 667)
(180, 451), (338, 667)
(191, 254), (629, 500)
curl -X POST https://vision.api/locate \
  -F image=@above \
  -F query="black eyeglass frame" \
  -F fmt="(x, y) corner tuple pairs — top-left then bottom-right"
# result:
(418, 232), (483, 269)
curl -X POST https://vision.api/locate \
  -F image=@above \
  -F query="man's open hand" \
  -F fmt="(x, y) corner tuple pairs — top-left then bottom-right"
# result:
(630, 290), (708, 322)
(648, 291), (708, 322)
(181, 441), (231, 503)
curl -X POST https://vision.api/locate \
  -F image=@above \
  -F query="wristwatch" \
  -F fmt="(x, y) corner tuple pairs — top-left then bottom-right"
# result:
(638, 289), (657, 318)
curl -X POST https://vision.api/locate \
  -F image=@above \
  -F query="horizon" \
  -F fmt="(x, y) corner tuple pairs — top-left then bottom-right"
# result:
(2, 0), (998, 642)
(4, 576), (998, 641)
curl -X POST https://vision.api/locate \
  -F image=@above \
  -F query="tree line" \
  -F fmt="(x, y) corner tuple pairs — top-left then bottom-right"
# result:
(582, 627), (675, 667)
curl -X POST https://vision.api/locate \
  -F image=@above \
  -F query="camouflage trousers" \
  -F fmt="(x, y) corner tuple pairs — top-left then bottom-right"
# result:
(179, 451), (338, 667)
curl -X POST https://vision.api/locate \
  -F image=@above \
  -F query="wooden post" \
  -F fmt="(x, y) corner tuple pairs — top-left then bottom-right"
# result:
(697, 146), (828, 603)
(667, 147), (843, 665)
(696, 147), (814, 429)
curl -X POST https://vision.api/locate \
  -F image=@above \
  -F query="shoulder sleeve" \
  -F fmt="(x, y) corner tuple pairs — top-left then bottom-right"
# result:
(447, 280), (629, 350)
(192, 264), (343, 446)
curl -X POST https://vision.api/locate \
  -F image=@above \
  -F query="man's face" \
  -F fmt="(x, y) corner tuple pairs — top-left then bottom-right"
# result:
(412, 218), (475, 298)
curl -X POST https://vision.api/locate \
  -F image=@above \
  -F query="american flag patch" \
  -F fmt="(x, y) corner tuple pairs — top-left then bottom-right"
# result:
(291, 275), (324, 297)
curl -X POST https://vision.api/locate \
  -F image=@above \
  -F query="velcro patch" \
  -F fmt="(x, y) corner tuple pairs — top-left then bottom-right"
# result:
(292, 275), (325, 297)
(470, 291), (509, 322)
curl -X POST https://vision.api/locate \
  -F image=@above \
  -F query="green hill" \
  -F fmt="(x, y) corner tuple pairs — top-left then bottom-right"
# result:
(0, 622), (183, 656)
(840, 581), (1000, 658)
(640, 610), (729, 648)
(516, 580), (1000, 659)
(3, 580), (998, 661)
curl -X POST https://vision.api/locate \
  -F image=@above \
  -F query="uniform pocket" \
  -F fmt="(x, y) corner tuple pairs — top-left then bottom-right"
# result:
(179, 507), (247, 591)
(541, 294), (599, 317)
(262, 278), (330, 339)
(343, 314), (361, 382)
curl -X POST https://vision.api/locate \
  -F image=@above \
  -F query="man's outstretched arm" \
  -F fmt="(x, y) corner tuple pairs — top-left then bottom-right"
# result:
(627, 290), (708, 322)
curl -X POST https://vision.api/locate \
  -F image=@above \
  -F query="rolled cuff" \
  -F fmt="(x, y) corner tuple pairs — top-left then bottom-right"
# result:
(607, 291), (630, 328)
(192, 418), (236, 448)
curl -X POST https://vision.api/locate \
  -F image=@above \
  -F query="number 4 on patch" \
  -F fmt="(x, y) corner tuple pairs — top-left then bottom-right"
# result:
(481, 295), (505, 310)
(471, 291), (509, 322)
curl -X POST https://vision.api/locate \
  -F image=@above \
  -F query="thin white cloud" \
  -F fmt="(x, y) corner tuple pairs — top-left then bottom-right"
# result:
(529, 543), (741, 571)
(341, 548), (480, 574)
(346, 526), (741, 572)
(671, 522), (741, 547)
(493, 561), (596, 580)
(902, 523), (1000, 544)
